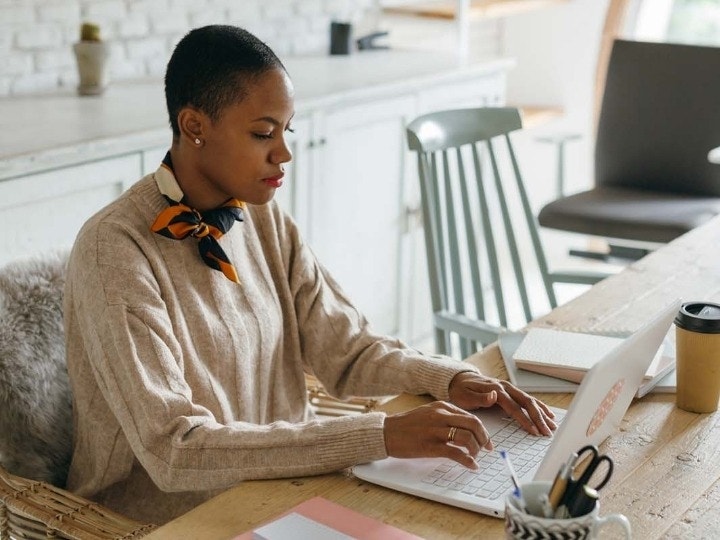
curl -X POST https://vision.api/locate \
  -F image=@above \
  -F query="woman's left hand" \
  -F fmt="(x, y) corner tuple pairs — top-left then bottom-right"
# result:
(448, 371), (557, 437)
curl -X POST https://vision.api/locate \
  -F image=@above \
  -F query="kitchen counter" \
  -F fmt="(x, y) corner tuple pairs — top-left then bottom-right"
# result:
(0, 50), (513, 181)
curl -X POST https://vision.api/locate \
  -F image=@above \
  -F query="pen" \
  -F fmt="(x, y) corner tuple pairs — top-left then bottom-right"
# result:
(499, 450), (526, 511)
(538, 493), (553, 518)
(554, 504), (570, 519)
(548, 451), (578, 511)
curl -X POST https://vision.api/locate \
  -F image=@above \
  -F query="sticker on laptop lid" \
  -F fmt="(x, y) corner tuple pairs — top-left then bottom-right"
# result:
(587, 379), (625, 437)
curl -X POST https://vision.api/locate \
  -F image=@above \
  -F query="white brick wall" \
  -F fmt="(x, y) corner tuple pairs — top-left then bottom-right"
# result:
(37, 3), (81, 25)
(116, 14), (149, 39)
(11, 71), (59, 94)
(0, 5), (34, 25)
(2, 52), (33, 76)
(15, 24), (64, 50)
(0, 0), (379, 96)
(82, 1), (127, 23)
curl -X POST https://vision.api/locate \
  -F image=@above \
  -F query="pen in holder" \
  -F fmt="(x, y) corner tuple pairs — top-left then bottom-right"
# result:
(547, 450), (577, 512)
(499, 450), (526, 511)
(505, 481), (631, 540)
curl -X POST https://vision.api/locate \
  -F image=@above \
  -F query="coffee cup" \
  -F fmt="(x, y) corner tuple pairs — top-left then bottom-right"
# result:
(505, 481), (631, 539)
(675, 301), (720, 413)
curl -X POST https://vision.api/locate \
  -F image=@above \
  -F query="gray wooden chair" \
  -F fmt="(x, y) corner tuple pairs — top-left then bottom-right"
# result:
(406, 107), (607, 358)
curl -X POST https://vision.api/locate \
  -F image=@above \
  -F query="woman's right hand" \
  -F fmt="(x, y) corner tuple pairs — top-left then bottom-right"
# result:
(383, 401), (492, 470)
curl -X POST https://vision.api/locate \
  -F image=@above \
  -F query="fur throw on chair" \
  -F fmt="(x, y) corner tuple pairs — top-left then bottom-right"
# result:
(0, 251), (71, 487)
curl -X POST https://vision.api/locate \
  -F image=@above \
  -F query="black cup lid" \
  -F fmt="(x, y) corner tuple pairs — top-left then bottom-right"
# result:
(675, 302), (720, 334)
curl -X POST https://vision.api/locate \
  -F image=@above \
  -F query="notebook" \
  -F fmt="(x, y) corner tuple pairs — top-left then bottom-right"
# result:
(511, 328), (674, 385)
(499, 328), (677, 397)
(352, 299), (681, 518)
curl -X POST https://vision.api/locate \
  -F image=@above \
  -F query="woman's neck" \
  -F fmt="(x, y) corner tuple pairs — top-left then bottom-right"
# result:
(168, 144), (226, 211)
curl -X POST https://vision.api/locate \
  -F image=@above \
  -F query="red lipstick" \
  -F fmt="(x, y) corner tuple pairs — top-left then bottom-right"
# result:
(263, 173), (284, 188)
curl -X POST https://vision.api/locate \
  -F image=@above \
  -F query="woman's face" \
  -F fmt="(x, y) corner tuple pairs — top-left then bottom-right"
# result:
(193, 67), (295, 209)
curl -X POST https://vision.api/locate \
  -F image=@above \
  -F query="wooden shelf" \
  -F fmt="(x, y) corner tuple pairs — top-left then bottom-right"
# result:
(382, 0), (569, 21)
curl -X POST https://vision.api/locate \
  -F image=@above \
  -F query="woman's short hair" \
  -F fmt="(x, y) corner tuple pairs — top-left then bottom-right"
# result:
(165, 25), (285, 136)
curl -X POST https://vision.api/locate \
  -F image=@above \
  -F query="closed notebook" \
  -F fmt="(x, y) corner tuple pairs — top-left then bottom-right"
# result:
(512, 328), (674, 384)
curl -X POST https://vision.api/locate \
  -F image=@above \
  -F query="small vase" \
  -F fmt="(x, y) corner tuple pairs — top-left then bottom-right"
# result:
(72, 41), (110, 96)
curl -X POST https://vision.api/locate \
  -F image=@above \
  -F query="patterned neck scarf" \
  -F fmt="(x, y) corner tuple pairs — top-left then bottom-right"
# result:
(151, 152), (245, 283)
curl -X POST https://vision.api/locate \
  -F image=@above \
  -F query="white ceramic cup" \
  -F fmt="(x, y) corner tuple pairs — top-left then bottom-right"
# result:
(505, 481), (631, 539)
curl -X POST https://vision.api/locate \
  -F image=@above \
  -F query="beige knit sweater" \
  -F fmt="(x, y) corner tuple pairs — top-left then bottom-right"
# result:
(63, 168), (473, 524)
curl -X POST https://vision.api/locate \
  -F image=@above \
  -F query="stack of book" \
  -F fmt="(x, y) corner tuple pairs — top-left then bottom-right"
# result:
(500, 328), (676, 398)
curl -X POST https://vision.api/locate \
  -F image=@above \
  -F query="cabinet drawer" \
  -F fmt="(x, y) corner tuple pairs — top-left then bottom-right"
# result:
(0, 154), (141, 265)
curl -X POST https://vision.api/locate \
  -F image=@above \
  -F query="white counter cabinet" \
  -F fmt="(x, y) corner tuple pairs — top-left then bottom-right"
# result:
(0, 154), (141, 263)
(0, 52), (512, 347)
(305, 94), (418, 336)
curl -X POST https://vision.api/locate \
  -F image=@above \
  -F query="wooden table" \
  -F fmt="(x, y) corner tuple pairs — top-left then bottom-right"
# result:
(145, 216), (720, 539)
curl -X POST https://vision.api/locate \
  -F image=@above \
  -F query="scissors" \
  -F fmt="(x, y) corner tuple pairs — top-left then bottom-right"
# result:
(560, 445), (614, 514)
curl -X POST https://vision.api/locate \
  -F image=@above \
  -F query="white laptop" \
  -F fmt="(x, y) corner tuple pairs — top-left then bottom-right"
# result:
(352, 299), (681, 518)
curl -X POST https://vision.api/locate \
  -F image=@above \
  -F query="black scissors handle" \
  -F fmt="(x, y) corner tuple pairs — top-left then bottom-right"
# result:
(572, 445), (614, 491)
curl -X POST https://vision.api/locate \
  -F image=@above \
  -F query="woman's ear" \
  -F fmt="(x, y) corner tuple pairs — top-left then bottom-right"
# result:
(177, 107), (207, 147)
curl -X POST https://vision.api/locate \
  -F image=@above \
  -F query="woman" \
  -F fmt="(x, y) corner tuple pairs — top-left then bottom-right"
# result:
(64, 25), (555, 524)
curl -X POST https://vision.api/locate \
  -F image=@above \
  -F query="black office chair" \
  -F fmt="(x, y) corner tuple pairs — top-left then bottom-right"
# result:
(538, 39), (720, 254)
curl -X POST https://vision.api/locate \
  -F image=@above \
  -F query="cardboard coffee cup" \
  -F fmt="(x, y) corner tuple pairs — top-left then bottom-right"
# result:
(675, 302), (720, 413)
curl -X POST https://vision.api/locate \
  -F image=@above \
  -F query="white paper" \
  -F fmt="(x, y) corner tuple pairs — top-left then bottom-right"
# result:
(253, 512), (355, 540)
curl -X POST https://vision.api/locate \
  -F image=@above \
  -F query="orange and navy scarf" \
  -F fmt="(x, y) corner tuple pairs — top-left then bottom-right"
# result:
(151, 152), (244, 283)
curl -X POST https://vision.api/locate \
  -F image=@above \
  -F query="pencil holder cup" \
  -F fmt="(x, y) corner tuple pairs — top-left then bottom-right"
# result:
(505, 481), (631, 539)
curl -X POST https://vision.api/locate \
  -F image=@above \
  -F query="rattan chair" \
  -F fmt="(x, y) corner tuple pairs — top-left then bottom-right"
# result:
(0, 252), (157, 539)
(0, 465), (156, 539)
(305, 374), (379, 416)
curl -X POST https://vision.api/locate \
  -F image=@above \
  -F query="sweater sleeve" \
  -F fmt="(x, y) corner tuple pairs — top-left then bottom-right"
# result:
(67, 217), (392, 494)
(284, 213), (477, 402)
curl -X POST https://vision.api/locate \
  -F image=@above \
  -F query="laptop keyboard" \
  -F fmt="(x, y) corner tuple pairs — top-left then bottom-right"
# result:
(420, 421), (554, 501)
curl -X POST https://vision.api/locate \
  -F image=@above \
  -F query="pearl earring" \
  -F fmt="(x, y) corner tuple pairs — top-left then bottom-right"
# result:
(194, 138), (201, 145)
